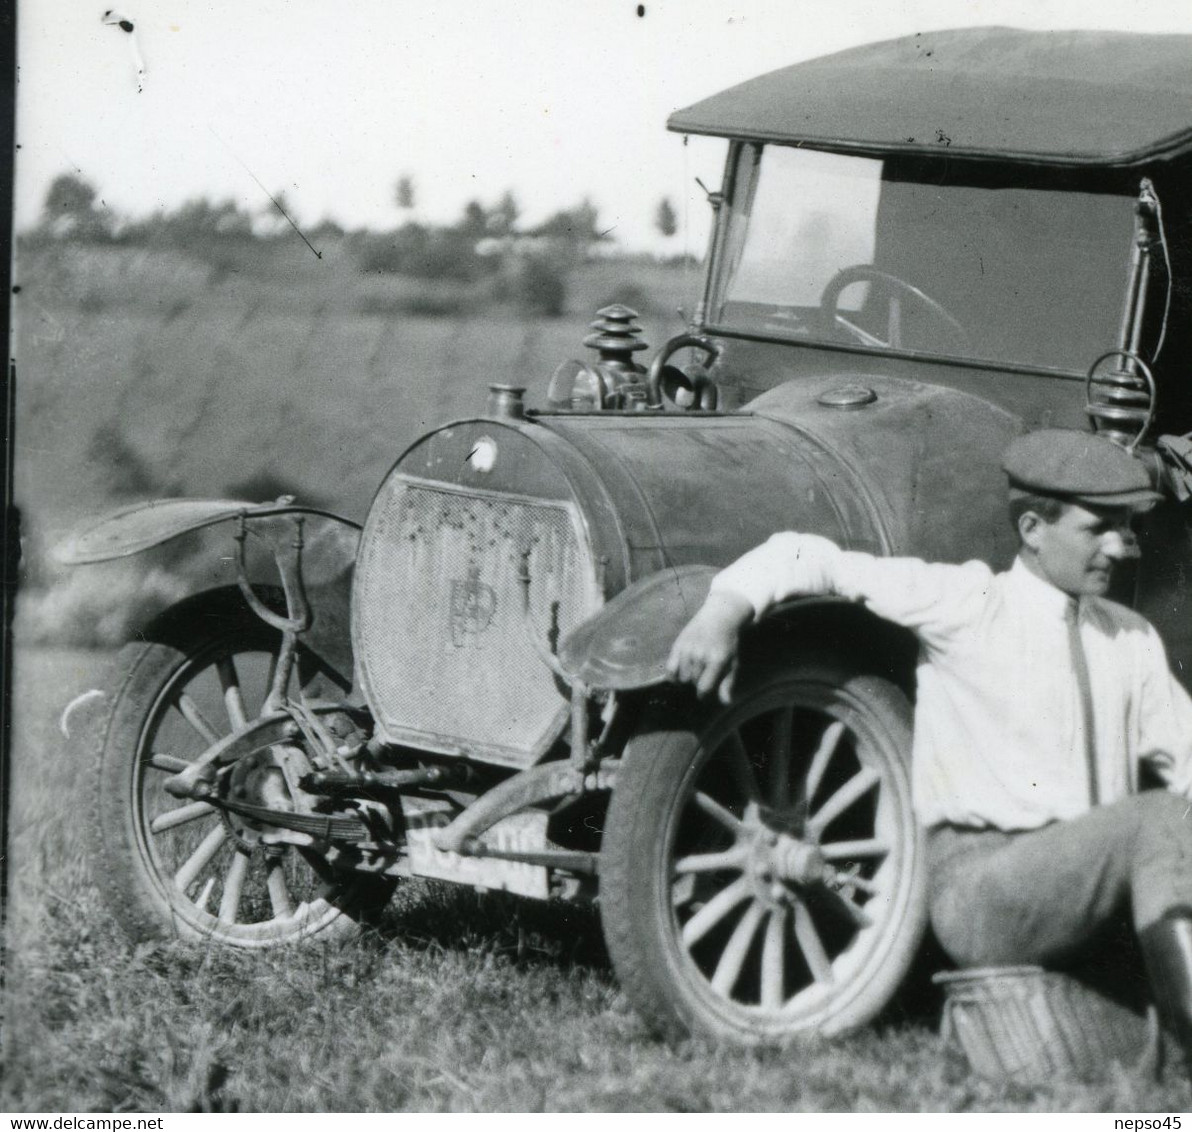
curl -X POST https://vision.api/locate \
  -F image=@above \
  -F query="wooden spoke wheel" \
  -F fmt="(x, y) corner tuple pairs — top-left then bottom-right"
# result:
(88, 595), (393, 947)
(600, 659), (925, 1043)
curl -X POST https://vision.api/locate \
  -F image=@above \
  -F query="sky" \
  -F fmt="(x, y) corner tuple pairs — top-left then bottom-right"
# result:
(15, 0), (1192, 252)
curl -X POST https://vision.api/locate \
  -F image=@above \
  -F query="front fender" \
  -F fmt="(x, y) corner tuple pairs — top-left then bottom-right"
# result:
(58, 498), (361, 687)
(558, 564), (895, 695)
(139, 583), (355, 692)
(55, 497), (362, 565)
(558, 565), (718, 691)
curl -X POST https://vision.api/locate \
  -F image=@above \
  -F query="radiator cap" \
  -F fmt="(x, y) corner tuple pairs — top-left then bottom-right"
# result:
(486, 384), (526, 419)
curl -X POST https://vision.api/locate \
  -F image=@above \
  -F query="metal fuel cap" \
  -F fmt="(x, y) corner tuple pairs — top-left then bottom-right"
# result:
(818, 384), (877, 408)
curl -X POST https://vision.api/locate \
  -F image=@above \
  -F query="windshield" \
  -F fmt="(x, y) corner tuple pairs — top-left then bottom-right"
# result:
(710, 145), (1138, 372)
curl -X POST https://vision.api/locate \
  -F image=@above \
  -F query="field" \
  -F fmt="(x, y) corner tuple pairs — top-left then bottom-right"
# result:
(12, 238), (698, 644)
(5, 240), (1189, 1111)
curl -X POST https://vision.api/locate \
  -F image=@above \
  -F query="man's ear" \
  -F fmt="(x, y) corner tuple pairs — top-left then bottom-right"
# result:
(1018, 510), (1044, 550)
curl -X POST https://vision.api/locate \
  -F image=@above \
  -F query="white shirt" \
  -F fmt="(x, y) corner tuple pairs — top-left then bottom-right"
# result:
(710, 533), (1192, 830)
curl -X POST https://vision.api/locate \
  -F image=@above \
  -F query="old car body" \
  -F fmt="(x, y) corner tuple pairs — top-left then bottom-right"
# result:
(61, 28), (1192, 1044)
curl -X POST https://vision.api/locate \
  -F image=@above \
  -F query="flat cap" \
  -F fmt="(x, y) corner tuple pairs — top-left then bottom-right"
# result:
(1002, 429), (1162, 509)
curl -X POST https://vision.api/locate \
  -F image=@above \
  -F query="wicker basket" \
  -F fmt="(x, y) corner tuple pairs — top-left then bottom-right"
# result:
(934, 966), (1161, 1084)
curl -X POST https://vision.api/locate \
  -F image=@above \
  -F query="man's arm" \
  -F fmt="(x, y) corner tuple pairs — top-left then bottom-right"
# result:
(668, 532), (993, 701)
(1137, 624), (1192, 796)
(667, 589), (753, 703)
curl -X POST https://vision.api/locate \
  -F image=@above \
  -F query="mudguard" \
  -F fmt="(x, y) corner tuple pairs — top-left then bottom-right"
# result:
(558, 565), (717, 691)
(55, 497), (361, 565)
(137, 582), (355, 697)
(557, 564), (864, 693)
(58, 498), (362, 688)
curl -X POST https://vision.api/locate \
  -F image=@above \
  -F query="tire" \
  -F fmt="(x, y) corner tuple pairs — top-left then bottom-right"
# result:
(600, 657), (926, 1044)
(88, 598), (394, 947)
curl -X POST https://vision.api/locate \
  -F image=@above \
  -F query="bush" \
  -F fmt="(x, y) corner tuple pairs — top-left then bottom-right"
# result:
(355, 289), (477, 319)
(513, 257), (568, 318)
(401, 291), (472, 317)
(356, 225), (485, 282)
(357, 234), (415, 275)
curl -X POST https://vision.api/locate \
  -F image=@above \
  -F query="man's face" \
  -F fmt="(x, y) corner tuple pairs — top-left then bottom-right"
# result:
(1021, 503), (1139, 597)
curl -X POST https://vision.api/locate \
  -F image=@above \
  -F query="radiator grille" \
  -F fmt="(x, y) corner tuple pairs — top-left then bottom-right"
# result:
(355, 475), (600, 765)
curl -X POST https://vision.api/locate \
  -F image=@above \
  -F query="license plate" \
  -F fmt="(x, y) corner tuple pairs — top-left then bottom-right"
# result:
(401, 797), (549, 900)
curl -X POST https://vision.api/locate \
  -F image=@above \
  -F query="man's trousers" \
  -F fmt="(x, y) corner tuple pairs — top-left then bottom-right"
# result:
(928, 792), (1192, 968)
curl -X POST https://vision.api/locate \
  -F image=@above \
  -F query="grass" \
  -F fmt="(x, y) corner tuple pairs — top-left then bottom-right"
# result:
(5, 648), (1189, 1112)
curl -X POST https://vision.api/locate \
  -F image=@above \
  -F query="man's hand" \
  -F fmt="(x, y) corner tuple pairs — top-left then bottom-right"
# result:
(666, 590), (754, 704)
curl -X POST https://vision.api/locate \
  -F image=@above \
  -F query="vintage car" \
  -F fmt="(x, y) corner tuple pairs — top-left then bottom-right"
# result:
(61, 27), (1192, 1045)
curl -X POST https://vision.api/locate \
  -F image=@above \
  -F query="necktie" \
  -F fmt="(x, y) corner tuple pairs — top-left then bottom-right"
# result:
(1066, 599), (1100, 806)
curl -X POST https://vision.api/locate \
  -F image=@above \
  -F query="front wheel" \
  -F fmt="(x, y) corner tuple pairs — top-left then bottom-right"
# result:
(600, 659), (925, 1044)
(88, 598), (393, 947)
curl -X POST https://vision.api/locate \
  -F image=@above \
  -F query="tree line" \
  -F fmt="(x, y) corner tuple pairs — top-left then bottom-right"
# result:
(30, 170), (685, 318)
(33, 170), (681, 252)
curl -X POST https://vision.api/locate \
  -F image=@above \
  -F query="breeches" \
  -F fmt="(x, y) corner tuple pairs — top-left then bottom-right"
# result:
(928, 792), (1192, 968)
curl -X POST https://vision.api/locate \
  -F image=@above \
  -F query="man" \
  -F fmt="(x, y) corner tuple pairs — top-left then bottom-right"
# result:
(667, 428), (1192, 1075)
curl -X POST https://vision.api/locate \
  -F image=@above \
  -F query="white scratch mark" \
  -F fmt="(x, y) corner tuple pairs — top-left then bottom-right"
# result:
(59, 689), (106, 738)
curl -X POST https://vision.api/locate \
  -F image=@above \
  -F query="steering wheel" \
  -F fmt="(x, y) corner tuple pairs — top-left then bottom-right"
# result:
(819, 265), (970, 352)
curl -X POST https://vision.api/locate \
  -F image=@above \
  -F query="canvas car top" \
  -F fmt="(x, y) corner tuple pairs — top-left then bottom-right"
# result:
(668, 27), (1192, 167)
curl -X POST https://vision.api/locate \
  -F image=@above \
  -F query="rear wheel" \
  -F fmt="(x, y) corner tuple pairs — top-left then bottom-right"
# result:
(600, 659), (925, 1043)
(89, 602), (393, 946)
